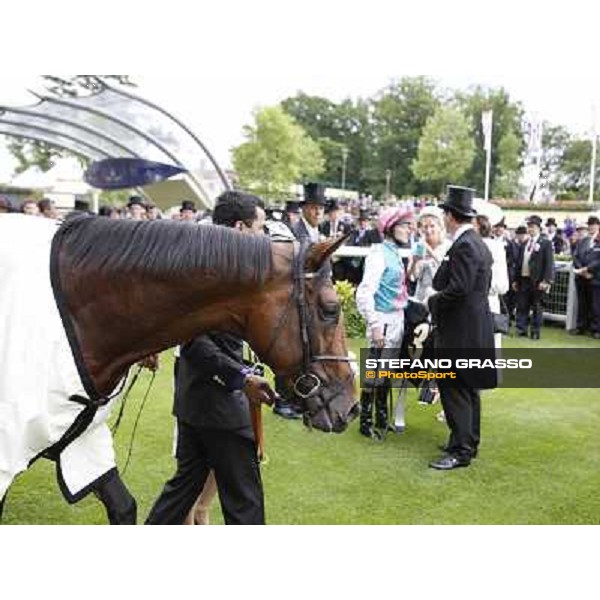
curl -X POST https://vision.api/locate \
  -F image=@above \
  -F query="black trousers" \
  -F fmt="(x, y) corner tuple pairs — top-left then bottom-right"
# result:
(93, 469), (137, 525)
(439, 385), (481, 459)
(575, 276), (594, 331)
(592, 285), (600, 334)
(516, 277), (544, 334)
(145, 420), (264, 525)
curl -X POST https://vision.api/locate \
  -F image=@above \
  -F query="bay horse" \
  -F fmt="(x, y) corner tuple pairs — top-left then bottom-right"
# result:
(0, 214), (357, 523)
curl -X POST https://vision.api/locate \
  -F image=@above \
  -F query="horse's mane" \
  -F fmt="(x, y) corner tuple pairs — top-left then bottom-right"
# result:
(57, 215), (273, 283)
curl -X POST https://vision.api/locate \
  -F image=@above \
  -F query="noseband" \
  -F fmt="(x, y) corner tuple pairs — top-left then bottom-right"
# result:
(264, 240), (353, 419)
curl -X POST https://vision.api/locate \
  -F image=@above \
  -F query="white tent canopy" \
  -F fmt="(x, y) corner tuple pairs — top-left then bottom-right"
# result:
(0, 77), (230, 209)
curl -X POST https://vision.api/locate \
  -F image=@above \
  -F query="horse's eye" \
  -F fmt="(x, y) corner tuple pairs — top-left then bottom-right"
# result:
(319, 302), (340, 323)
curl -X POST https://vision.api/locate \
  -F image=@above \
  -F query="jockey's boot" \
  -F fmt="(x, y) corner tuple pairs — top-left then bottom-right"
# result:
(374, 386), (390, 434)
(392, 390), (406, 433)
(359, 390), (375, 437)
(93, 470), (137, 525)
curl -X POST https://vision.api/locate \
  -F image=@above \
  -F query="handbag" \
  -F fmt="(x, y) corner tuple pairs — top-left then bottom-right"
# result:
(492, 296), (510, 335)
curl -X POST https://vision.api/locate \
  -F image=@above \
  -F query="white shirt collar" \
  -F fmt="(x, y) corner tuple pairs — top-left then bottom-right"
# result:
(301, 217), (320, 242)
(452, 223), (474, 242)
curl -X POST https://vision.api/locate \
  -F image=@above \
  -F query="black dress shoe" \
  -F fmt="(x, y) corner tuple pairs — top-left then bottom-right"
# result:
(530, 331), (540, 340)
(273, 402), (302, 420)
(429, 454), (471, 470)
(517, 331), (528, 337)
(438, 444), (478, 458)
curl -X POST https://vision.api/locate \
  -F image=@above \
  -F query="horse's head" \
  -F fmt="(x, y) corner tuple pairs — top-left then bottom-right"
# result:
(247, 235), (359, 433)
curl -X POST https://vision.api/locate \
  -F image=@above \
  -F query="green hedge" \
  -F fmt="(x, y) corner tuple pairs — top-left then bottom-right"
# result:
(334, 280), (366, 339)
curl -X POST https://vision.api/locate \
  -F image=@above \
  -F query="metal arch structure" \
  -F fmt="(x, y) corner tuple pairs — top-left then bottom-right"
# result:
(0, 78), (232, 209)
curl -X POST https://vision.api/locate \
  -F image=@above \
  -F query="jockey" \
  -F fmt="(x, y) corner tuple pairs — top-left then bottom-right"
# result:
(356, 207), (414, 440)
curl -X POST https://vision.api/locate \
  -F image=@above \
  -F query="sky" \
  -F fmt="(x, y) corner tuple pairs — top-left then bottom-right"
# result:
(1, 1), (599, 182)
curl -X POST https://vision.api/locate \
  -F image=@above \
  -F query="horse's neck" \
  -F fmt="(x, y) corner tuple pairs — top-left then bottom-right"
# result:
(68, 269), (257, 396)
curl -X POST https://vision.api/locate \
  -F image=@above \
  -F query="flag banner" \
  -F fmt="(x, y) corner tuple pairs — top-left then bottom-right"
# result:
(482, 110), (493, 152)
(84, 158), (187, 190)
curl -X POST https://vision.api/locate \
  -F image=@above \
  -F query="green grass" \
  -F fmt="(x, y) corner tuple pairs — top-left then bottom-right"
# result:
(3, 324), (600, 524)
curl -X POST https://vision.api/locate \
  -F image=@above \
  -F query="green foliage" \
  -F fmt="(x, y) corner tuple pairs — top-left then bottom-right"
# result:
(281, 94), (370, 190)
(334, 279), (366, 338)
(455, 86), (525, 194)
(231, 106), (325, 201)
(412, 105), (476, 194)
(368, 77), (441, 196)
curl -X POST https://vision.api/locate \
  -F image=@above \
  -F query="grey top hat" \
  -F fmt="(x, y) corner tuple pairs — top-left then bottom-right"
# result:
(439, 185), (477, 218)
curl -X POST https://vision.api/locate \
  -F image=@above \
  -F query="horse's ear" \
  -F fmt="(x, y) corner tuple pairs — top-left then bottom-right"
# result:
(305, 233), (350, 272)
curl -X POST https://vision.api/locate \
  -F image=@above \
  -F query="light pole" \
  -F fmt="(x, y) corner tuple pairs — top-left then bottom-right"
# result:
(385, 169), (392, 200)
(341, 146), (349, 190)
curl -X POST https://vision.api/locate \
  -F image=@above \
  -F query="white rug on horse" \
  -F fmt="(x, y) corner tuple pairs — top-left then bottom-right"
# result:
(0, 214), (116, 501)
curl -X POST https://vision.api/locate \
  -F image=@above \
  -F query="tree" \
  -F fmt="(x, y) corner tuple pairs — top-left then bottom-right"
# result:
(280, 94), (369, 190)
(455, 86), (525, 195)
(494, 129), (522, 198)
(411, 105), (475, 195)
(560, 138), (597, 195)
(231, 105), (324, 201)
(368, 77), (440, 197)
(6, 75), (135, 174)
(540, 123), (572, 193)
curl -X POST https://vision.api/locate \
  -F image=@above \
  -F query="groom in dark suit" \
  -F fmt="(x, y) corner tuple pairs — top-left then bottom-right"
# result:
(427, 186), (497, 470)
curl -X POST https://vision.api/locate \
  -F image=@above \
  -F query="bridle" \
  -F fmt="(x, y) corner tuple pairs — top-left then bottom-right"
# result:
(262, 239), (354, 420)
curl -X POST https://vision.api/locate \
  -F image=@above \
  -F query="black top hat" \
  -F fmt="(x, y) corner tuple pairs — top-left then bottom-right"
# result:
(526, 215), (542, 227)
(303, 182), (327, 206)
(127, 195), (145, 208)
(515, 225), (527, 235)
(358, 209), (370, 220)
(587, 215), (600, 226)
(285, 200), (301, 214)
(439, 185), (477, 218)
(325, 198), (340, 213)
(180, 200), (196, 213)
(545, 217), (557, 227)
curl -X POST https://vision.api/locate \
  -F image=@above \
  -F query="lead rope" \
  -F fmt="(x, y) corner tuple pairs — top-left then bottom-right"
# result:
(120, 369), (156, 476)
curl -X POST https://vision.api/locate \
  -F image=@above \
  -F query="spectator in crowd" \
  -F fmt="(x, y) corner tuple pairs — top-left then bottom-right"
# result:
(494, 219), (518, 326)
(320, 198), (351, 239)
(21, 199), (40, 216)
(408, 206), (450, 408)
(356, 207), (414, 440)
(348, 209), (381, 247)
(513, 215), (554, 340)
(0, 196), (12, 214)
(292, 182), (326, 243)
(127, 196), (147, 220)
(180, 200), (197, 222)
(145, 190), (276, 525)
(572, 216), (600, 336)
(476, 215), (509, 348)
(576, 221), (600, 339)
(545, 218), (565, 254)
(282, 200), (301, 230)
(37, 198), (58, 219)
(98, 205), (121, 219)
(146, 203), (162, 221)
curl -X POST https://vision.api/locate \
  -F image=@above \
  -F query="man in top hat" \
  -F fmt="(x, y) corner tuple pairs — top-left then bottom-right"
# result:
(127, 195), (147, 220)
(292, 182), (326, 243)
(545, 217), (565, 254)
(180, 200), (197, 222)
(513, 215), (554, 339)
(572, 215), (600, 337)
(348, 209), (381, 247)
(427, 185), (496, 470)
(493, 218), (518, 324)
(320, 198), (351, 239)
